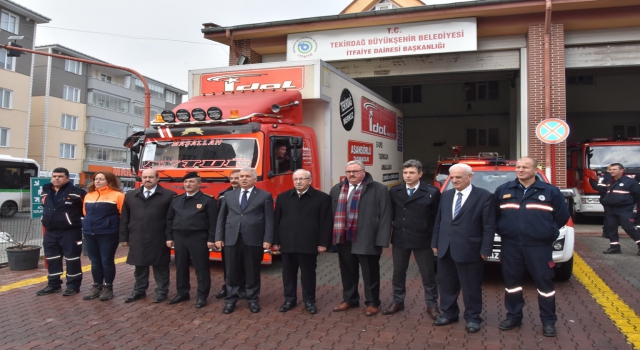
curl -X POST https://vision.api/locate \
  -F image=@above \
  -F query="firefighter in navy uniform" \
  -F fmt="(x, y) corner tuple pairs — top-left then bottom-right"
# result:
(36, 167), (87, 296)
(166, 172), (218, 308)
(493, 157), (570, 338)
(600, 163), (640, 255)
(596, 166), (613, 238)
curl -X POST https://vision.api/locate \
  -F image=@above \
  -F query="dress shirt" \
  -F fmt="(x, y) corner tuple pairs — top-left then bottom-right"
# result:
(239, 186), (254, 203)
(406, 182), (420, 196)
(143, 186), (157, 198)
(451, 184), (473, 217)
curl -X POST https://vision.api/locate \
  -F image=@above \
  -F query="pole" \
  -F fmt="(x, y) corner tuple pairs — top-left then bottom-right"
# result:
(544, 0), (555, 185)
(0, 44), (152, 127)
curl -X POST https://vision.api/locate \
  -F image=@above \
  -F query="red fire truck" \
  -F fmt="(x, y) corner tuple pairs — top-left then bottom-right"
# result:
(433, 147), (507, 189)
(124, 60), (404, 264)
(566, 138), (640, 220)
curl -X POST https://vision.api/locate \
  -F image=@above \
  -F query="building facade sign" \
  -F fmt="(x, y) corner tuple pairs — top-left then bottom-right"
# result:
(287, 18), (477, 61)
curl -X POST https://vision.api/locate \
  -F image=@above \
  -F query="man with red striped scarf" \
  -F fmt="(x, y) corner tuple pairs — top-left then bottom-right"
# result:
(329, 160), (391, 317)
(494, 157), (570, 338)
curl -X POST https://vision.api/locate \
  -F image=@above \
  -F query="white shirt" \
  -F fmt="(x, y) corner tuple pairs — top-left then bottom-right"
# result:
(347, 182), (361, 198)
(452, 185), (473, 217)
(143, 186), (157, 197)
(239, 186), (254, 203)
(297, 188), (309, 197)
(406, 182), (420, 196)
(186, 190), (200, 197)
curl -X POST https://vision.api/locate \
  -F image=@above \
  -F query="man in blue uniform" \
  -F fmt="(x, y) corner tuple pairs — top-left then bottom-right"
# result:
(600, 163), (640, 255)
(494, 157), (570, 337)
(37, 167), (86, 296)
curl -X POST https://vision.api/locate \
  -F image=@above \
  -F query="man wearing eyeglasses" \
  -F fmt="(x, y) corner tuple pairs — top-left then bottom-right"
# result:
(329, 160), (392, 316)
(272, 169), (333, 314)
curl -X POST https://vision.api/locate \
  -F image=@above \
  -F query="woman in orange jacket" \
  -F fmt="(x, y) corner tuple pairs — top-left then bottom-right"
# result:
(82, 171), (125, 301)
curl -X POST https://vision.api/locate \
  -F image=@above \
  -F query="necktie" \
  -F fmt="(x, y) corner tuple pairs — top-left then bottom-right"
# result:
(145, 190), (151, 199)
(453, 192), (463, 218)
(241, 190), (248, 210)
(408, 188), (415, 197)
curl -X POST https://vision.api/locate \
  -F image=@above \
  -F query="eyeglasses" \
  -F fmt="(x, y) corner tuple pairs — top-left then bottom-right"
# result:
(345, 170), (363, 175)
(293, 178), (310, 182)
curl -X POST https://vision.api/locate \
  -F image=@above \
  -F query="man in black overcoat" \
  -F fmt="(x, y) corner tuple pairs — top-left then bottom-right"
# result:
(120, 169), (177, 303)
(273, 169), (333, 314)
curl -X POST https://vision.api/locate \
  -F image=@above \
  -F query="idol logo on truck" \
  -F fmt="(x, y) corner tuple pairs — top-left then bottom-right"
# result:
(200, 67), (304, 94)
(361, 97), (397, 140)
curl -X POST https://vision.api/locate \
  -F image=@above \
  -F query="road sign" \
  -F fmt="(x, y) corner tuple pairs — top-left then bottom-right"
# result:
(30, 177), (51, 219)
(535, 118), (570, 144)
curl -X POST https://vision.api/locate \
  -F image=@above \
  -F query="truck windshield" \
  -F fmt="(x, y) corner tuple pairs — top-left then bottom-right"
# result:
(587, 146), (640, 171)
(140, 138), (259, 169)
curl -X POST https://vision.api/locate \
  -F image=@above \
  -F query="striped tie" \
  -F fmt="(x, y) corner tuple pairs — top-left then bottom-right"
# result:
(453, 192), (463, 218)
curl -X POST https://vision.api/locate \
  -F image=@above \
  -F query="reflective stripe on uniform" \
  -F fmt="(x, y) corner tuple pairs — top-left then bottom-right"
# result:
(500, 203), (520, 210)
(48, 272), (63, 276)
(65, 256), (80, 261)
(45, 255), (61, 260)
(537, 289), (555, 297)
(525, 203), (553, 212)
(66, 272), (82, 277)
(612, 190), (630, 194)
(505, 287), (523, 293)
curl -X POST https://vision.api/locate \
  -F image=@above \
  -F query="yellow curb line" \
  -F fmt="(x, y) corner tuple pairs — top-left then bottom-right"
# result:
(573, 253), (640, 349)
(0, 257), (128, 293)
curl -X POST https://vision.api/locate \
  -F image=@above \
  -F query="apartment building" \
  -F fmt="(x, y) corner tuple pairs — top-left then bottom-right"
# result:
(30, 44), (186, 188)
(0, 0), (49, 158)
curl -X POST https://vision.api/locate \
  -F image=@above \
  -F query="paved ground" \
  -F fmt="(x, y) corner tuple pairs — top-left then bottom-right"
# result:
(0, 221), (638, 349)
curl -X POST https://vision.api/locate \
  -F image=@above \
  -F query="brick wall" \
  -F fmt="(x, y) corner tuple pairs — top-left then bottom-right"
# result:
(527, 23), (567, 187)
(228, 39), (263, 66)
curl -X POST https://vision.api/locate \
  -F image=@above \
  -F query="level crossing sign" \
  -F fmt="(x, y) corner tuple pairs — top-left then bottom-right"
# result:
(535, 118), (570, 144)
(30, 177), (50, 219)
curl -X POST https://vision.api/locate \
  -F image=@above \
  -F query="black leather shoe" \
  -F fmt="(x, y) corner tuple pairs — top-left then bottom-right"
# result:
(499, 319), (522, 330)
(542, 324), (557, 337)
(125, 292), (146, 303)
(249, 302), (261, 313)
(466, 322), (481, 333)
(305, 303), (318, 314)
(195, 297), (207, 308)
(62, 288), (79, 297)
(215, 287), (227, 299)
(434, 316), (459, 326)
(223, 303), (236, 314)
(603, 246), (621, 254)
(167, 294), (190, 305)
(153, 294), (167, 303)
(279, 301), (297, 312)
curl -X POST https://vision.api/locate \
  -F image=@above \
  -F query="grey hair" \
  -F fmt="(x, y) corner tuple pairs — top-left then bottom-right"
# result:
(345, 160), (365, 170)
(449, 163), (473, 175)
(293, 169), (311, 179)
(402, 159), (423, 173)
(240, 167), (257, 179)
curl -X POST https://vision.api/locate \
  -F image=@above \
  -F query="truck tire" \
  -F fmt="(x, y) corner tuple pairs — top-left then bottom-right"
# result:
(554, 256), (573, 282)
(0, 201), (18, 218)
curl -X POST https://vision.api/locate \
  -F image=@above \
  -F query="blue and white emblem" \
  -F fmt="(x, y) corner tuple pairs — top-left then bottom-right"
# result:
(620, 183), (624, 186)
(538, 195), (545, 201)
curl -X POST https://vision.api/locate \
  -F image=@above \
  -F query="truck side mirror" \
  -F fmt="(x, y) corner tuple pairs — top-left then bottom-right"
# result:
(267, 170), (276, 179)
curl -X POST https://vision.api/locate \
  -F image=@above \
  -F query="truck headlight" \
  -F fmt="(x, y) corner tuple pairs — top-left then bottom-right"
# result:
(553, 238), (565, 251)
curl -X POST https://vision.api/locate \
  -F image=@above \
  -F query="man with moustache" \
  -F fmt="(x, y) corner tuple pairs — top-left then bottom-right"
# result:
(273, 169), (333, 314)
(330, 160), (391, 317)
(214, 169), (243, 299)
(166, 172), (218, 308)
(214, 168), (274, 314)
(120, 169), (177, 303)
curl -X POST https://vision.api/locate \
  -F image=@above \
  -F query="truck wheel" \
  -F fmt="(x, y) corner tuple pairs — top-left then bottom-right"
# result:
(554, 256), (573, 282)
(0, 201), (18, 218)
(569, 199), (583, 224)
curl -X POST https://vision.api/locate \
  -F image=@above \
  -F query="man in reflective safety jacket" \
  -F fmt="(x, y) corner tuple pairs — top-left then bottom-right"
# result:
(600, 163), (640, 255)
(494, 157), (570, 338)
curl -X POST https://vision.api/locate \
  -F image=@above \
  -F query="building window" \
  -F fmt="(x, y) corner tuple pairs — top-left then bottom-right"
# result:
(60, 143), (77, 159)
(133, 104), (143, 117)
(1, 11), (18, 34)
(63, 85), (81, 102)
(87, 117), (128, 138)
(466, 128), (500, 147)
(0, 128), (9, 147)
(88, 90), (130, 113)
(100, 74), (112, 82)
(64, 60), (83, 75)
(1, 49), (15, 71)
(391, 85), (422, 104)
(613, 125), (639, 139)
(134, 78), (164, 99)
(85, 145), (127, 163)
(464, 81), (499, 101)
(61, 114), (78, 130)
(166, 91), (176, 104)
(0, 88), (12, 109)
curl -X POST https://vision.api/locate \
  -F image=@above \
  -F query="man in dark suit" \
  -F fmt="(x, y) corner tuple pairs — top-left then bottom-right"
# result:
(431, 163), (495, 333)
(330, 160), (391, 317)
(383, 160), (441, 319)
(273, 169), (333, 314)
(214, 169), (242, 299)
(120, 169), (176, 303)
(214, 167), (274, 314)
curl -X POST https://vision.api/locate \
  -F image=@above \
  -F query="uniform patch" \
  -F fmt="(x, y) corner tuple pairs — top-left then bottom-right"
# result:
(196, 204), (203, 209)
(619, 183), (624, 187)
(538, 195), (545, 201)
(502, 194), (512, 198)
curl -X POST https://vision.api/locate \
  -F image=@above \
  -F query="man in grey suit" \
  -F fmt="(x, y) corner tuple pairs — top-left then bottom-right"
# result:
(431, 163), (495, 333)
(214, 167), (274, 314)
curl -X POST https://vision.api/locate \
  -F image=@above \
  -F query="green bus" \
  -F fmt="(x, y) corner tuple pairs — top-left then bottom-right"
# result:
(0, 155), (39, 217)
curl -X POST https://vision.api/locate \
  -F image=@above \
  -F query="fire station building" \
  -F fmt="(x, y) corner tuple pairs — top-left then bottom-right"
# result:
(200, 0), (640, 187)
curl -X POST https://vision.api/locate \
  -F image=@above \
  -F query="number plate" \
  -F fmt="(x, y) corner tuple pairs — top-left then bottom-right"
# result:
(486, 250), (500, 262)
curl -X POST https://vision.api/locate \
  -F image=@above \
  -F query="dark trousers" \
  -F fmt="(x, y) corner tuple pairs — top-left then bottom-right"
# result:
(437, 249), (484, 323)
(224, 234), (263, 304)
(133, 264), (170, 295)
(605, 207), (640, 243)
(83, 233), (119, 285)
(219, 247), (246, 295)
(337, 241), (381, 307)
(43, 228), (83, 290)
(174, 231), (211, 298)
(391, 245), (438, 307)
(281, 252), (318, 304)
(501, 241), (556, 325)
